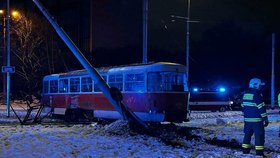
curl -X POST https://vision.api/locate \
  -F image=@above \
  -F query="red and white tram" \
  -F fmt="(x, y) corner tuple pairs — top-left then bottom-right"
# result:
(41, 62), (189, 122)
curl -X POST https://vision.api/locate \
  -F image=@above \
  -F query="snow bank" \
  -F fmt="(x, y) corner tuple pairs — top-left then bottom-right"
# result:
(0, 106), (279, 158)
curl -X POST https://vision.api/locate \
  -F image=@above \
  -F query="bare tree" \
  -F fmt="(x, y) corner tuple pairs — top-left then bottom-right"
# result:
(11, 12), (65, 96)
(13, 15), (43, 82)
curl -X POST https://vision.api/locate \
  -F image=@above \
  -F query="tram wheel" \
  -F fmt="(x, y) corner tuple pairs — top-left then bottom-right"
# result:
(65, 109), (78, 122)
(82, 110), (94, 121)
(219, 106), (226, 112)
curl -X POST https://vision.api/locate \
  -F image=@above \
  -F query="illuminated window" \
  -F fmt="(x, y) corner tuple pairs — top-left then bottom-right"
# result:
(59, 79), (69, 93)
(148, 72), (186, 92)
(70, 78), (80, 92)
(81, 77), (92, 92)
(108, 74), (123, 91)
(124, 74), (145, 92)
(50, 80), (58, 93)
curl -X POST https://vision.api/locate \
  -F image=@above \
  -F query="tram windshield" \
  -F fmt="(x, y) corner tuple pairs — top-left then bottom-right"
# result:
(148, 72), (187, 92)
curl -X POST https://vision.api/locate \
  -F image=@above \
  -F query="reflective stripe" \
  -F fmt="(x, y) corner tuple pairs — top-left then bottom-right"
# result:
(257, 102), (265, 109)
(242, 144), (251, 148)
(242, 102), (257, 107)
(244, 118), (262, 122)
(243, 94), (254, 100)
(255, 146), (264, 150)
(261, 113), (267, 117)
(278, 93), (280, 106)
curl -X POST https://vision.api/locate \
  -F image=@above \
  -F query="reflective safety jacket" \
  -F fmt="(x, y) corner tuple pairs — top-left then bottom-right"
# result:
(241, 88), (268, 122)
(278, 93), (280, 107)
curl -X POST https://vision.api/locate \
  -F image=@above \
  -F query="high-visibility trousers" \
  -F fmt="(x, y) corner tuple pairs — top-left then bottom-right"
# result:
(242, 122), (265, 154)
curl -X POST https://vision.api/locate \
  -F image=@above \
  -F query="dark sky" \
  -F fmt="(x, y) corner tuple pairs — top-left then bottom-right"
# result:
(95, 0), (280, 90)
(148, 0), (280, 87)
(5, 0), (280, 91)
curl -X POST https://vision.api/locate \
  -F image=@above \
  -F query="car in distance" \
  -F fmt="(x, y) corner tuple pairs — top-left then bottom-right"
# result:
(189, 87), (233, 112)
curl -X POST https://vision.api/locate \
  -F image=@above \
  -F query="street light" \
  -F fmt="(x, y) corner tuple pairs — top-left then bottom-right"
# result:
(1, 10), (21, 19)
(11, 11), (22, 21)
(0, 7), (20, 117)
(11, 11), (19, 17)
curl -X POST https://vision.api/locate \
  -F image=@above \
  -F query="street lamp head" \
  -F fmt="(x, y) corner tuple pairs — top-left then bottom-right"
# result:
(0, 10), (21, 19)
(11, 10), (21, 19)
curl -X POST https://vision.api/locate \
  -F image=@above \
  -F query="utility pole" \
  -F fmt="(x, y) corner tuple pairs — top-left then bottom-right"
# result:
(186, 0), (191, 88)
(171, 1), (198, 91)
(271, 33), (275, 109)
(6, 0), (11, 117)
(142, 0), (148, 64)
(89, 0), (94, 62)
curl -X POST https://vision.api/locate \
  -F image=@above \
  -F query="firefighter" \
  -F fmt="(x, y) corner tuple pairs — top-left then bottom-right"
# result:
(241, 78), (269, 156)
(278, 92), (280, 137)
(278, 92), (280, 112)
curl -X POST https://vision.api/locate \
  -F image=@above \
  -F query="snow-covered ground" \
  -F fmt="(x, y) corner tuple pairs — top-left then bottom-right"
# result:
(0, 103), (279, 158)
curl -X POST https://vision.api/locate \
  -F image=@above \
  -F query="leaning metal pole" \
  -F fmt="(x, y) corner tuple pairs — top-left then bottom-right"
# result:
(33, 0), (148, 129)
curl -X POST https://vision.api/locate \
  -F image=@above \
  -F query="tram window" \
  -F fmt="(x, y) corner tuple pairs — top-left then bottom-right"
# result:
(148, 72), (186, 92)
(59, 79), (68, 93)
(147, 73), (162, 91)
(43, 81), (49, 93)
(108, 74), (123, 91)
(124, 74), (145, 92)
(81, 77), (92, 92)
(50, 80), (58, 93)
(70, 78), (80, 92)
(94, 75), (107, 92)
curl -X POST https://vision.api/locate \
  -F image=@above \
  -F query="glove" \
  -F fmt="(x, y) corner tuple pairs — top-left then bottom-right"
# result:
(263, 120), (269, 127)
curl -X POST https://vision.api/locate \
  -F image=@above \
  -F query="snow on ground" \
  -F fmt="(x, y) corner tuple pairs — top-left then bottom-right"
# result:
(184, 110), (280, 157)
(0, 103), (279, 158)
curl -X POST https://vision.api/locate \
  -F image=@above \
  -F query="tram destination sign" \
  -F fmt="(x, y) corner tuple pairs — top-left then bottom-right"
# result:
(1, 66), (15, 73)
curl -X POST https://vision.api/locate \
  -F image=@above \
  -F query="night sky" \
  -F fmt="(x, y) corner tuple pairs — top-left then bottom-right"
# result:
(4, 0), (280, 92)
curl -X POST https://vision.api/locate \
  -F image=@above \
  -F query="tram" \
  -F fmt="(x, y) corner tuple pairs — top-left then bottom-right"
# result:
(41, 62), (189, 122)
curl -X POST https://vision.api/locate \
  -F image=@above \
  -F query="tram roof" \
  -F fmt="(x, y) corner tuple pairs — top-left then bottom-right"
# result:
(44, 62), (186, 79)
